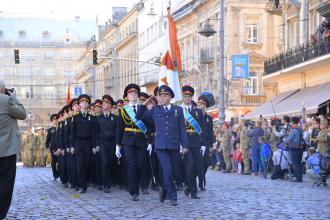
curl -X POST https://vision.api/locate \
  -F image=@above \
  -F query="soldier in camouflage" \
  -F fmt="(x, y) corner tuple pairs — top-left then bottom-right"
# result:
(221, 123), (232, 173)
(239, 119), (250, 175)
(316, 119), (330, 155)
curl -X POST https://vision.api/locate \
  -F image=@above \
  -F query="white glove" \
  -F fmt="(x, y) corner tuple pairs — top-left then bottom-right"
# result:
(96, 146), (100, 152)
(147, 144), (152, 155)
(180, 145), (183, 154)
(115, 145), (122, 158)
(92, 148), (96, 154)
(200, 146), (206, 156)
(70, 147), (74, 154)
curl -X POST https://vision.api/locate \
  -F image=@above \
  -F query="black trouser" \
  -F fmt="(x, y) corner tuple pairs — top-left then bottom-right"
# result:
(200, 147), (210, 187)
(141, 150), (151, 190)
(124, 145), (146, 196)
(99, 140), (116, 188)
(116, 148), (127, 187)
(0, 155), (16, 219)
(70, 154), (78, 188)
(150, 148), (161, 187)
(58, 153), (68, 184)
(89, 150), (96, 185)
(75, 139), (92, 190)
(50, 150), (59, 179)
(66, 152), (72, 185)
(184, 147), (203, 195)
(290, 148), (303, 181)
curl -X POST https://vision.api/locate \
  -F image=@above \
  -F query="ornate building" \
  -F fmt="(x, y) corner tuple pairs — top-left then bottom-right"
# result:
(0, 17), (97, 128)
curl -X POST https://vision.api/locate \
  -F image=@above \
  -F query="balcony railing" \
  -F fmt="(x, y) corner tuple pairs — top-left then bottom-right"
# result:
(241, 95), (266, 105)
(200, 48), (214, 64)
(264, 38), (330, 75)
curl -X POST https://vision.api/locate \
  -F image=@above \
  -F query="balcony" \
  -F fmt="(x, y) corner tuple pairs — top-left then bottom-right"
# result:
(241, 95), (267, 105)
(264, 38), (330, 76)
(317, 2), (330, 19)
(200, 48), (214, 64)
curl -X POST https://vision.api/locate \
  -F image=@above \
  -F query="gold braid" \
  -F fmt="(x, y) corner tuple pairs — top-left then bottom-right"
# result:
(120, 108), (133, 125)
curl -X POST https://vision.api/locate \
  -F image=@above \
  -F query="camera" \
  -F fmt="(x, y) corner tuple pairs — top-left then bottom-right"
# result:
(245, 120), (255, 129)
(5, 88), (14, 96)
(271, 117), (282, 132)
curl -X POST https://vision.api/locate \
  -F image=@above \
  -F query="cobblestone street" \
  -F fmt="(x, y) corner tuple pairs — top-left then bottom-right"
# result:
(4, 166), (330, 220)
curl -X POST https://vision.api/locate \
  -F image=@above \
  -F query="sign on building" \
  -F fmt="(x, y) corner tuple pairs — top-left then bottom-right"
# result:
(74, 87), (82, 96)
(232, 54), (249, 79)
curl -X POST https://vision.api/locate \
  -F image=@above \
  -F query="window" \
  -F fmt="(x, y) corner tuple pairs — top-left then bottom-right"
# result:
(42, 31), (50, 39)
(45, 68), (54, 77)
(44, 87), (55, 99)
(18, 30), (26, 38)
(243, 72), (258, 95)
(289, 20), (298, 47)
(246, 24), (258, 43)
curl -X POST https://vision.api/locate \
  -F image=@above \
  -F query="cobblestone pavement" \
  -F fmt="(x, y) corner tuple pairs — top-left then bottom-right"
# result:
(5, 166), (330, 220)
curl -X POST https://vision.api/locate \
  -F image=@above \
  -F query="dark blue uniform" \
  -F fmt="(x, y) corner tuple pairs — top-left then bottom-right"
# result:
(200, 113), (213, 188)
(46, 126), (59, 180)
(95, 112), (118, 190)
(70, 112), (96, 192)
(116, 105), (149, 197)
(57, 121), (68, 186)
(136, 104), (188, 202)
(182, 105), (207, 196)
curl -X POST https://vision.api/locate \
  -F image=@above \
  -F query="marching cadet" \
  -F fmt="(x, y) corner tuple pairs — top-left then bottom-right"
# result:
(239, 119), (251, 175)
(136, 85), (189, 206)
(70, 94), (96, 193)
(46, 114), (59, 180)
(69, 98), (79, 190)
(181, 85), (207, 199)
(57, 107), (68, 188)
(26, 127), (38, 167)
(64, 104), (74, 188)
(95, 95), (117, 193)
(91, 99), (103, 190)
(116, 83), (149, 201)
(138, 92), (154, 194)
(197, 92), (215, 190)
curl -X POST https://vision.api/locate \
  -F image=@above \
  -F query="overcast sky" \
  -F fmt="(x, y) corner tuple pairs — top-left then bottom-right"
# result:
(0, 0), (140, 24)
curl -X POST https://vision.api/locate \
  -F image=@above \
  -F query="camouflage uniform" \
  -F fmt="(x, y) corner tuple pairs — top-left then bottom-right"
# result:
(239, 125), (250, 173)
(316, 130), (330, 155)
(221, 130), (232, 172)
(36, 132), (47, 167)
(26, 133), (39, 167)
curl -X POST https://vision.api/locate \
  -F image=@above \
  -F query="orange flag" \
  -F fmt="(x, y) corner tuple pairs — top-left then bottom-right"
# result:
(66, 84), (71, 105)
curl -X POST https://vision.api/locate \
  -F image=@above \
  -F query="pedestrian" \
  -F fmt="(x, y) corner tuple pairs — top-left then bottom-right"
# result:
(136, 85), (189, 206)
(284, 117), (305, 182)
(197, 92), (214, 190)
(115, 84), (149, 201)
(221, 122), (232, 173)
(0, 81), (26, 219)
(259, 136), (271, 178)
(248, 120), (264, 176)
(232, 144), (243, 173)
(239, 119), (250, 175)
(181, 85), (207, 198)
(95, 95), (117, 193)
(46, 114), (59, 180)
(70, 94), (96, 193)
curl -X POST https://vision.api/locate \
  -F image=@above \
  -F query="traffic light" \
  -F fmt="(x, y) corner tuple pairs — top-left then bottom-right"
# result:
(275, 0), (280, 8)
(92, 49), (98, 65)
(14, 49), (20, 64)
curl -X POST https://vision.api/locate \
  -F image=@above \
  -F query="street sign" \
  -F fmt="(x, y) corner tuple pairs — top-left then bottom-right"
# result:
(232, 54), (249, 79)
(74, 87), (82, 96)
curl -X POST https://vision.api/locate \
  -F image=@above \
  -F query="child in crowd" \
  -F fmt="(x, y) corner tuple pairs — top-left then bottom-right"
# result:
(259, 136), (271, 178)
(232, 143), (243, 173)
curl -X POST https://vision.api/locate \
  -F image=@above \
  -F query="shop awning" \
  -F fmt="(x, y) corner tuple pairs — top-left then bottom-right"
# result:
(268, 82), (330, 116)
(244, 83), (330, 119)
(243, 89), (299, 119)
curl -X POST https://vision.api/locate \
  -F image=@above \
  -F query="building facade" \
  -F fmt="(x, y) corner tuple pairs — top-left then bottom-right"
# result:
(172, 0), (282, 121)
(0, 17), (96, 128)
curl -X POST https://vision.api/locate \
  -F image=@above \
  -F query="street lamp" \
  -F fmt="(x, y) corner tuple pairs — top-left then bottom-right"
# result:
(198, 0), (226, 123)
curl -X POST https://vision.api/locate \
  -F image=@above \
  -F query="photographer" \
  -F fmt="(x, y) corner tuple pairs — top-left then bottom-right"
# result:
(0, 80), (26, 219)
(283, 117), (305, 182)
(273, 115), (291, 142)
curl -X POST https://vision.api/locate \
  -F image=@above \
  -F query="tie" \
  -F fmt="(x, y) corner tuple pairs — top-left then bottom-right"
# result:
(133, 105), (137, 113)
(165, 107), (169, 113)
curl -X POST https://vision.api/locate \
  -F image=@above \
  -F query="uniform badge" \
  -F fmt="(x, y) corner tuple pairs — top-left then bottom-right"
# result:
(196, 110), (198, 117)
